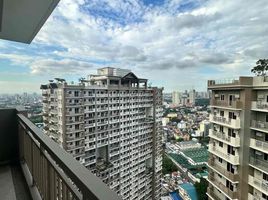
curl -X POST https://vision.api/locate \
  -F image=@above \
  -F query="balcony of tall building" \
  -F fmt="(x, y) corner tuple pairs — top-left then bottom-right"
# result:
(210, 98), (243, 110)
(249, 153), (268, 174)
(208, 143), (240, 165)
(207, 155), (239, 182)
(0, 108), (121, 200)
(209, 114), (241, 129)
(251, 120), (268, 133)
(207, 171), (239, 199)
(248, 174), (268, 197)
(208, 129), (241, 147)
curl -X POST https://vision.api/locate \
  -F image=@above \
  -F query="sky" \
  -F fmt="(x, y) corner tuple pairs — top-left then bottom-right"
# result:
(1, 0), (268, 94)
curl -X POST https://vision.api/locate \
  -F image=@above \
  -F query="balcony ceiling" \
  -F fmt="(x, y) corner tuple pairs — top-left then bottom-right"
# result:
(0, 0), (60, 44)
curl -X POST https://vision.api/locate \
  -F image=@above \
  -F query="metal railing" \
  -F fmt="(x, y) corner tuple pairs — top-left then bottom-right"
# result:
(207, 187), (221, 200)
(249, 156), (268, 173)
(208, 159), (239, 182)
(208, 174), (238, 199)
(211, 99), (242, 109)
(17, 113), (121, 200)
(251, 120), (268, 131)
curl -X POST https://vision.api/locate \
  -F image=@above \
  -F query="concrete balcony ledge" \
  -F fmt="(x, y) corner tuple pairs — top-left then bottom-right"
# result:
(208, 159), (239, 182)
(0, 108), (121, 200)
(248, 175), (268, 196)
(210, 115), (240, 129)
(250, 138), (268, 154)
(207, 187), (222, 200)
(209, 130), (240, 147)
(211, 99), (243, 110)
(251, 101), (268, 112)
(208, 145), (239, 165)
(249, 156), (268, 174)
(208, 175), (238, 199)
(251, 120), (268, 133)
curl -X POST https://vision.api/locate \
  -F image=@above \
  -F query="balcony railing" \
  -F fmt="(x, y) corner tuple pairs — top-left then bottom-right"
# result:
(207, 187), (221, 200)
(0, 108), (121, 200)
(250, 138), (268, 153)
(208, 174), (238, 199)
(251, 120), (268, 132)
(209, 129), (240, 147)
(208, 144), (239, 165)
(210, 115), (240, 129)
(252, 101), (268, 111)
(249, 156), (268, 173)
(248, 175), (268, 196)
(208, 158), (239, 182)
(211, 99), (242, 109)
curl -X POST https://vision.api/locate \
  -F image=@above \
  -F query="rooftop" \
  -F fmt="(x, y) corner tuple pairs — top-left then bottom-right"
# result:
(207, 77), (253, 89)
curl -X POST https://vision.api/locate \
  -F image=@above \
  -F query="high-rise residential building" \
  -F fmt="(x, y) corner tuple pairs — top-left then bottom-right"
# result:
(41, 67), (163, 200)
(189, 89), (196, 106)
(172, 91), (180, 106)
(207, 76), (268, 200)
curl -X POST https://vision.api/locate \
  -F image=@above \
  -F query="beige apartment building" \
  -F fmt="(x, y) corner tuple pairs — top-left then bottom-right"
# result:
(207, 76), (268, 200)
(40, 67), (163, 200)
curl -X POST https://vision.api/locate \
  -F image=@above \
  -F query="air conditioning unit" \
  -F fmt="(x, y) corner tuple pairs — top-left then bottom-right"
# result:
(214, 94), (219, 98)
(235, 94), (240, 99)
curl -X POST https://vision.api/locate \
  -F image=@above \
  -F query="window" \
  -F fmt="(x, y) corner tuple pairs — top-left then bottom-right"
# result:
(266, 114), (268, 123)
(219, 141), (223, 147)
(220, 111), (224, 117)
(267, 95), (268, 102)
(263, 173), (268, 181)
(229, 112), (237, 120)
(68, 91), (72, 94)
(220, 94), (225, 100)
(228, 128), (236, 137)
(262, 193), (268, 200)
(74, 91), (79, 97)
(220, 126), (224, 132)
(264, 153), (268, 161)
(218, 157), (223, 163)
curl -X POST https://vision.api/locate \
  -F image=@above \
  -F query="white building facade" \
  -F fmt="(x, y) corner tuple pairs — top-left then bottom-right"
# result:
(41, 68), (163, 200)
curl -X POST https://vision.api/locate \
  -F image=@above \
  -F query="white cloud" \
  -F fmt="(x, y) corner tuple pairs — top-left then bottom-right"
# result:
(1, 0), (268, 92)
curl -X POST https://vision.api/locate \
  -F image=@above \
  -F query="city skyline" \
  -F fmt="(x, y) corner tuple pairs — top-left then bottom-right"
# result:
(1, 0), (268, 93)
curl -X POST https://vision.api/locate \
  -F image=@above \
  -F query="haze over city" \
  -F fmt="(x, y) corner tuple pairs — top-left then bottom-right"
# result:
(1, 0), (268, 93)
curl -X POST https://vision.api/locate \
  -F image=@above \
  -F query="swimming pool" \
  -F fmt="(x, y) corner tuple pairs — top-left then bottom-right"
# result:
(169, 191), (183, 200)
(179, 183), (198, 200)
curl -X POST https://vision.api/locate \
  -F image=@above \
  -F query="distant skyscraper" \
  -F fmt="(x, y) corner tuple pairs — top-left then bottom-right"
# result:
(41, 67), (163, 200)
(189, 89), (196, 106)
(172, 91), (180, 105)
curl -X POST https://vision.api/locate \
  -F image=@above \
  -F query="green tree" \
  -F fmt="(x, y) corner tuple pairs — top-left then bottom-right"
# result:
(251, 59), (268, 76)
(162, 154), (177, 175)
(176, 137), (184, 142)
(194, 178), (208, 200)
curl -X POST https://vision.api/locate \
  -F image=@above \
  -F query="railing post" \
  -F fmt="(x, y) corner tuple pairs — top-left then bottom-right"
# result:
(30, 134), (35, 187)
